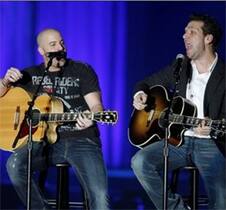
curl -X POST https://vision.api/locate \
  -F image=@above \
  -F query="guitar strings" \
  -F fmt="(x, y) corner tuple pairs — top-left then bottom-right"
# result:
(143, 110), (226, 133)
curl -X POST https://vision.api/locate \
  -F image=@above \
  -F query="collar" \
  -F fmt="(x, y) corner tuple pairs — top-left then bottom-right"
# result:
(191, 52), (218, 73)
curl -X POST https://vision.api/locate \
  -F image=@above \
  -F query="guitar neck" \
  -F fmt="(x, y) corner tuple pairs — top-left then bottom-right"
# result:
(33, 110), (117, 124)
(39, 112), (92, 122)
(170, 114), (215, 127)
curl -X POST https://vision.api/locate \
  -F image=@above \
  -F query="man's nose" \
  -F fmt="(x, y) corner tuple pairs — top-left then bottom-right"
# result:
(183, 31), (191, 40)
(57, 43), (64, 51)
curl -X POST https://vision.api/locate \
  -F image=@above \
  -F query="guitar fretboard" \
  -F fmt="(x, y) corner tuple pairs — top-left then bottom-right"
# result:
(169, 114), (220, 127)
(31, 110), (117, 124)
(34, 112), (92, 122)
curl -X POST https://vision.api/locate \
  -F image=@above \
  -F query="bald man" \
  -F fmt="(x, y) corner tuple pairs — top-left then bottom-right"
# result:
(0, 29), (66, 95)
(0, 29), (109, 210)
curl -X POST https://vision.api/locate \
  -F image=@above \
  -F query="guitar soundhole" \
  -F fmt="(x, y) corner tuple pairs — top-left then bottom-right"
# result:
(29, 109), (41, 126)
(158, 110), (169, 128)
(145, 96), (155, 112)
(45, 107), (50, 112)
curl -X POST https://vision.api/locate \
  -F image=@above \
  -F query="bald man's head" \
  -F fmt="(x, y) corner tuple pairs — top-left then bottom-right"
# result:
(37, 29), (62, 47)
(36, 28), (66, 69)
(37, 28), (65, 56)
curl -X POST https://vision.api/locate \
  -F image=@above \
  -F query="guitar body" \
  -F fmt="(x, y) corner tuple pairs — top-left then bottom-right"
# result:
(128, 85), (197, 148)
(0, 87), (31, 151)
(44, 97), (63, 144)
(166, 96), (197, 147)
(0, 87), (62, 151)
(0, 88), (44, 151)
(129, 85), (169, 148)
(32, 94), (64, 145)
(0, 87), (117, 152)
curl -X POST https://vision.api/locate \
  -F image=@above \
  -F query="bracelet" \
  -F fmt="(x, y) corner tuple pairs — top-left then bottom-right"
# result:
(1, 78), (10, 88)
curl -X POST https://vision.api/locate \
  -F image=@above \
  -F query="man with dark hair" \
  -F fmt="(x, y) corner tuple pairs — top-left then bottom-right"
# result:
(0, 29), (109, 210)
(189, 13), (222, 51)
(131, 14), (225, 209)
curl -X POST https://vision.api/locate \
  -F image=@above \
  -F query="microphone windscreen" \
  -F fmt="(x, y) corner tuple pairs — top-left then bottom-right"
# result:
(47, 51), (67, 60)
(176, 53), (185, 60)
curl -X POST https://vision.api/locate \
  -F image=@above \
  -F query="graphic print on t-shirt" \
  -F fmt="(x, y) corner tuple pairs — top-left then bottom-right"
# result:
(32, 75), (80, 98)
(32, 75), (84, 132)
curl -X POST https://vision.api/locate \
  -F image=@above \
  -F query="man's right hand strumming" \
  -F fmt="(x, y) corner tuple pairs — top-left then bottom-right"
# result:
(0, 67), (23, 96)
(133, 91), (148, 110)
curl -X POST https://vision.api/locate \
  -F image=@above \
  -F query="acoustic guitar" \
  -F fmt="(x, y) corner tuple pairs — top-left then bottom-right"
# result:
(128, 85), (225, 148)
(0, 87), (118, 151)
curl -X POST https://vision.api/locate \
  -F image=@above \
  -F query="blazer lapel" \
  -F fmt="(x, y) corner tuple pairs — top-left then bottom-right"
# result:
(204, 60), (225, 114)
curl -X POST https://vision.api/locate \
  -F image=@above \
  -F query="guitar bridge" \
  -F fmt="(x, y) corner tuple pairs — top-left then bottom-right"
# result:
(146, 110), (154, 127)
(14, 106), (20, 130)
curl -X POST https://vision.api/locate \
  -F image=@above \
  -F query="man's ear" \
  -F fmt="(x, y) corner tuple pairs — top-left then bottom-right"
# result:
(38, 46), (45, 56)
(205, 34), (214, 45)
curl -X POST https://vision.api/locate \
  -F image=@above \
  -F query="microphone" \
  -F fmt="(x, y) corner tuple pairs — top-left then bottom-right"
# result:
(46, 51), (67, 61)
(173, 54), (185, 76)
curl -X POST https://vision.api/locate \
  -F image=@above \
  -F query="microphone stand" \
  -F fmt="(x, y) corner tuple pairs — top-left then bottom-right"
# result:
(162, 67), (181, 210)
(26, 58), (53, 210)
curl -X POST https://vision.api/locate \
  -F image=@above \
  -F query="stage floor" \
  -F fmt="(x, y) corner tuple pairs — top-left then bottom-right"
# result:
(1, 168), (208, 210)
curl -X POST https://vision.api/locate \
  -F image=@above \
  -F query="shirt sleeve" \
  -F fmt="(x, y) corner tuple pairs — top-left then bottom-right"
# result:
(80, 64), (101, 96)
(13, 70), (32, 88)
(133, 65), (174, 95)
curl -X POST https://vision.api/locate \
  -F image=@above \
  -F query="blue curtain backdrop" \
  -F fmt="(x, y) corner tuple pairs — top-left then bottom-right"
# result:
(0, 2), (225, 178)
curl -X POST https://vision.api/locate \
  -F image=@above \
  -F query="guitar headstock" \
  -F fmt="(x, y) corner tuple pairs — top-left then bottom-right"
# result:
(93, 111), (118, 124)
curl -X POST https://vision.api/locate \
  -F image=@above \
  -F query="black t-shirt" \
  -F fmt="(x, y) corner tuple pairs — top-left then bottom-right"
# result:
(16, 59), (101, 139)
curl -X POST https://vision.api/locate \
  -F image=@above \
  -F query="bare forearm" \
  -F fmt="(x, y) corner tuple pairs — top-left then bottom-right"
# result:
(84, 91), (104, 112)
(90, 103), (104, 112)
(0, 79), (10, 97)
(0, 67), (23, 97)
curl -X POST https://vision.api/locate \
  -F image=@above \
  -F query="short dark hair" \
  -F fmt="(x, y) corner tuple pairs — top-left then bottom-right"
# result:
(189, 13), (222, 50)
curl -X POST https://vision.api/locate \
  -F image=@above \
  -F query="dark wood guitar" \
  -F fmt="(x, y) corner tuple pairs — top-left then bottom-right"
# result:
(0, 87), (118, 151)
(128, 85), (226, 148)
